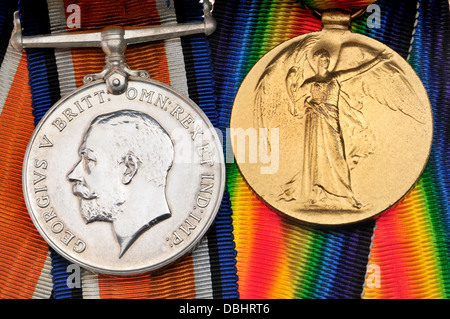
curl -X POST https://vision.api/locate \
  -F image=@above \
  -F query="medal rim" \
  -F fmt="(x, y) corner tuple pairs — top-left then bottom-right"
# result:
(22, 76), (226, 275)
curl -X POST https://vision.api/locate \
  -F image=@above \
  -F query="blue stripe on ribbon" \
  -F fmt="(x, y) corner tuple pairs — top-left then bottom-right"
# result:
(18, 0), (76, 299)
(175, 0), (239, 299)
(49, 248), (75, 299)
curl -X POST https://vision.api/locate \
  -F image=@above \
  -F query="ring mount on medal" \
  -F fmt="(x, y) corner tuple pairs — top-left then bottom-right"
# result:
(230, 8), (433, 226)
(21, 2), (225, 275)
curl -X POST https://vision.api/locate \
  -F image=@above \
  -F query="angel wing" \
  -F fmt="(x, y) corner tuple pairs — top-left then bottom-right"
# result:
(332, 43), (428, 169)
(361, 61), (426, 124)
(254, 34), (320, 151)
(336, 44), (427, 124)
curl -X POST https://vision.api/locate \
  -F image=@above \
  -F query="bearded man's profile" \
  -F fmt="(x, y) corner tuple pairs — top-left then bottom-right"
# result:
(68, 110), (174, 258)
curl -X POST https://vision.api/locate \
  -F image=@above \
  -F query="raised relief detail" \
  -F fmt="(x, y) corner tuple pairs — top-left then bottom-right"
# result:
(255, 34), (426, 211)
(68, 110), (174, 258)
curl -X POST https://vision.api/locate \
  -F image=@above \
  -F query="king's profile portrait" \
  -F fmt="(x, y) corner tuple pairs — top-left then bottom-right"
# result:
(68, 110), (174, 258)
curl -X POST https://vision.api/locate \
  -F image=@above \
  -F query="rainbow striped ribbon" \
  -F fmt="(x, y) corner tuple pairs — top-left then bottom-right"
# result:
(209, 0), (450, 298)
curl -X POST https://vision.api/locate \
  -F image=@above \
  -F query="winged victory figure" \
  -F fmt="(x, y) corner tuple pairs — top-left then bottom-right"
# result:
(254, 34), (427, 211)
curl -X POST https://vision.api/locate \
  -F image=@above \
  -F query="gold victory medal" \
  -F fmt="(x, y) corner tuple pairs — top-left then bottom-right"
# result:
(230, 10), (433, 225)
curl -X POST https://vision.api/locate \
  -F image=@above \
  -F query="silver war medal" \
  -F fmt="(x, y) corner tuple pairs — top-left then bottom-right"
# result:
(18, 2), (225, 275)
